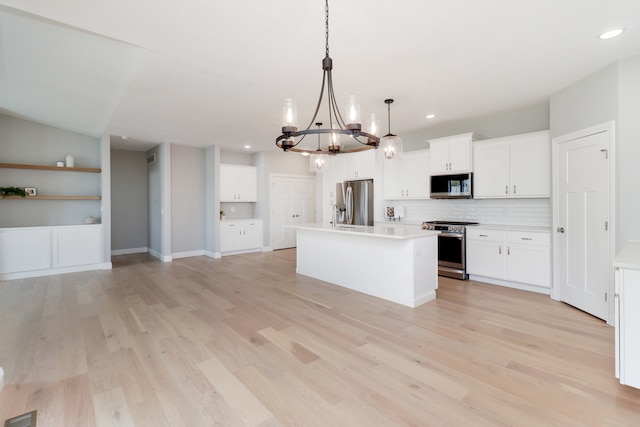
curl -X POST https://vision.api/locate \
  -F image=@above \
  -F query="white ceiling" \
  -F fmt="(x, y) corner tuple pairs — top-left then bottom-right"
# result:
(1, 0), (639, 153)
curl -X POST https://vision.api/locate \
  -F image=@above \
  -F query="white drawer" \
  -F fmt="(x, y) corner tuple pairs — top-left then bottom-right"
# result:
(506, 231), (550, 246)
(466, 228), (503, 241)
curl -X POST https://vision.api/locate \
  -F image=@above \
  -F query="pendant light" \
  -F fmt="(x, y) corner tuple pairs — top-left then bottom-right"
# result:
(276, 0), (379, 154)
(381, 99), (403, 160)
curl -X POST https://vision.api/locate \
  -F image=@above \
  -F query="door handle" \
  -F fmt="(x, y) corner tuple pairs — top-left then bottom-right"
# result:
(557, 227), (565, 233)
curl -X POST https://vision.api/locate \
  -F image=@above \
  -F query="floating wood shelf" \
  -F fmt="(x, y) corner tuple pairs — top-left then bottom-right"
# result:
(1, 195), (101, 200)
(0, 162), (101, 173)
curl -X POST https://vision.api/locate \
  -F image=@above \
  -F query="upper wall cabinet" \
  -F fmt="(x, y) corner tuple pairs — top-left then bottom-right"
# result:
(220, 164), (257, 202)
(473, 130), (550, 199)
(428, 132), (479, 175)
(384, 149), (430, 199)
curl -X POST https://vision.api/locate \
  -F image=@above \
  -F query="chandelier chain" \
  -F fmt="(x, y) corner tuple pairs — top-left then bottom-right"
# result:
(325, 0), (330, 57)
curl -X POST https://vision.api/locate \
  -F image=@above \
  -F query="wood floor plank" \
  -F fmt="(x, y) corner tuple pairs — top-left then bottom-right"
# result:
(1, 250), (640, 426)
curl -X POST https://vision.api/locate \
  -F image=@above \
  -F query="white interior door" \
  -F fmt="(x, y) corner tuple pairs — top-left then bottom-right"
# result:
(270, 175), (315, 250)
(556, 129), (610, 320)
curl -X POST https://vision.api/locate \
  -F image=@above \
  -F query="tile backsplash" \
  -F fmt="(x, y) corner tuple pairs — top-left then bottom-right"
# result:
(386, 198), (551, 227)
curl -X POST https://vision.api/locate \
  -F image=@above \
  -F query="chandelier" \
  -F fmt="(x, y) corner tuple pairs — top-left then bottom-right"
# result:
(276, 0), (380, 154)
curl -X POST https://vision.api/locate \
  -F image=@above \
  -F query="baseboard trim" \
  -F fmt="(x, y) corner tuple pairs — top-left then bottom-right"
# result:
(111, 247), (148, 256)
(172, 250), (205, 259)
(149, 249), (172, 262)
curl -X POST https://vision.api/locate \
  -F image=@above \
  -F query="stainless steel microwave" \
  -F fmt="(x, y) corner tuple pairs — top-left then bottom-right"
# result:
(430, 173), (473, 199)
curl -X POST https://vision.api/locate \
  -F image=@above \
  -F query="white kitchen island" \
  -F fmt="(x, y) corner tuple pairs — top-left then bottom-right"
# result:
(291, 223), (439, 308)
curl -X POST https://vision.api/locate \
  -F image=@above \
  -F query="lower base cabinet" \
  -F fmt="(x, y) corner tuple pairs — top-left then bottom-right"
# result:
(0, 225), (103, 280)
(220, 219), (262, 254)
(467, 227), (551, 290)
(614, 243), (640, 389)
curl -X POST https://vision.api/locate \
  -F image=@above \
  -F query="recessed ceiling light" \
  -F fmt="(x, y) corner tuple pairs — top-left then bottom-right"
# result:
(426, 114), (436, 119)
(599, 28), (624, 40)
(120, 135), (128, 140)
(244, 145), (251, 149)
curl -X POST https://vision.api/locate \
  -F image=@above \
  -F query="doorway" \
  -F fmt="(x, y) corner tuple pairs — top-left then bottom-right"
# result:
(270, 175), (315, 250)
(553, 122), (614, 323)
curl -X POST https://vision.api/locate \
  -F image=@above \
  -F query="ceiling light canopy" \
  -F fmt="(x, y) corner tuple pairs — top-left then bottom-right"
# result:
(276, 0), (380, 155)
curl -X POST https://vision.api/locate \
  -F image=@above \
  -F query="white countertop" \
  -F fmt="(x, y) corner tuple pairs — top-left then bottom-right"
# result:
(291, 223), (438, 240)
(614, 241), (640, 270)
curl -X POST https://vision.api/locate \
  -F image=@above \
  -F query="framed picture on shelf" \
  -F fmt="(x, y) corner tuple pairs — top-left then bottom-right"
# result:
(25, 187), (37, 196)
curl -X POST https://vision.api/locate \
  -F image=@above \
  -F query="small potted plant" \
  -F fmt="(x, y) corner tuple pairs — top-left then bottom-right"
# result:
(0, 187), (27, 198)
(220, 210), (226, 220)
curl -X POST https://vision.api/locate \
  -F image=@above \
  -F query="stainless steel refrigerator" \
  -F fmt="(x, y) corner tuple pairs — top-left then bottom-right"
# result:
(336, 179), (374, 226)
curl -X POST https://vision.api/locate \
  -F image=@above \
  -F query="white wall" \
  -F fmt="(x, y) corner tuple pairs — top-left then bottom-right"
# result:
(171, 144), (205, 255)
(549, 62), (618, 139)
(111, 149), (148, 252)
(549, 56), (640, 252)
(617, 56), (640, 249)
(402, 106), (550, 151)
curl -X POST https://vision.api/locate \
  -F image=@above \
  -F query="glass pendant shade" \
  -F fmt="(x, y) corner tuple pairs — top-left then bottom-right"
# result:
(381, 134), (403, 160)
(345, 95), (361, 129)
(328, 127), (341, 152)
(282, 99), (298, 130)
(367, 113), (380, 137)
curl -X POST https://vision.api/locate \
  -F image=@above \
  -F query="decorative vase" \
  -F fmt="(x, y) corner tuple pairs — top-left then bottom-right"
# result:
(65, 154), (75, 168)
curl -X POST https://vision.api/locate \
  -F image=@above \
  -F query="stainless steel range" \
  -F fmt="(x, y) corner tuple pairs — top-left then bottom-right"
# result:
(422, 220), (478, 280)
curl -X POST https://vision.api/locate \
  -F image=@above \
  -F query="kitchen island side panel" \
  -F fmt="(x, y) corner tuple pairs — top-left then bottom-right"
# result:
(295, 228), (438, 307)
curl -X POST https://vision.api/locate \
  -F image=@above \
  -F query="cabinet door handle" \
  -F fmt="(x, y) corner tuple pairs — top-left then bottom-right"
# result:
(507, 246), (510, 255)
(499, 245), (502, 254)
(479, 234), (488, 237)
(521, 237), (533, 241)
(513, 185), (516, 194)
(505, 185), (508, 195)
(557, 227), (565, 233)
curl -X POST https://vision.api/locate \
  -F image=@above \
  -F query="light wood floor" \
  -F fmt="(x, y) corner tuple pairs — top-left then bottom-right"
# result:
(1, 250), (639, 426)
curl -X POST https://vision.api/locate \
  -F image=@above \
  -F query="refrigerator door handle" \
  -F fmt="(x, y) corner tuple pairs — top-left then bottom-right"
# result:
(345, 185), (353, 224)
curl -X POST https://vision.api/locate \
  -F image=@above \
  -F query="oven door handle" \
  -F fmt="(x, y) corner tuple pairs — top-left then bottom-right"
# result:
(438, 232), (463, 238)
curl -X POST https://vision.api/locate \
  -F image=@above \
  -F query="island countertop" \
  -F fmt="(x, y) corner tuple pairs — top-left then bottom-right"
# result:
(290, 223), (438, 240)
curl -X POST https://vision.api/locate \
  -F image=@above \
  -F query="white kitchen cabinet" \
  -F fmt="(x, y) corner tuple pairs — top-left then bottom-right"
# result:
(614, 242), (640, 389)
(384, 149), (430, 199)
(467, 227), (551, 291)
(220, 164), (258, 202)
(474, 130), (550, 198)
(220, 219), (262, 254)
(428, 132), (478, 175)
(342, 150), (375, 180)
(466, 229), (504, 278)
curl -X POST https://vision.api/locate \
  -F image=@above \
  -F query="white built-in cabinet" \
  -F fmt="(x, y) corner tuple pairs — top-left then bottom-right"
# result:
(220, 219), (262, 254)
(614, 242), (640, 390)
(220, 164), (258, 202)
(428, 132), (478, 175)
(0, 225), (103, 280)
(473, 130), (550, 198)
(384, 150), (430, 199)
(467, 226), (551, 292)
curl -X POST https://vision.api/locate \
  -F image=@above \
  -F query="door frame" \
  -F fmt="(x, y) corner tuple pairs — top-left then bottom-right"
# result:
(551, 120), (616, 325)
